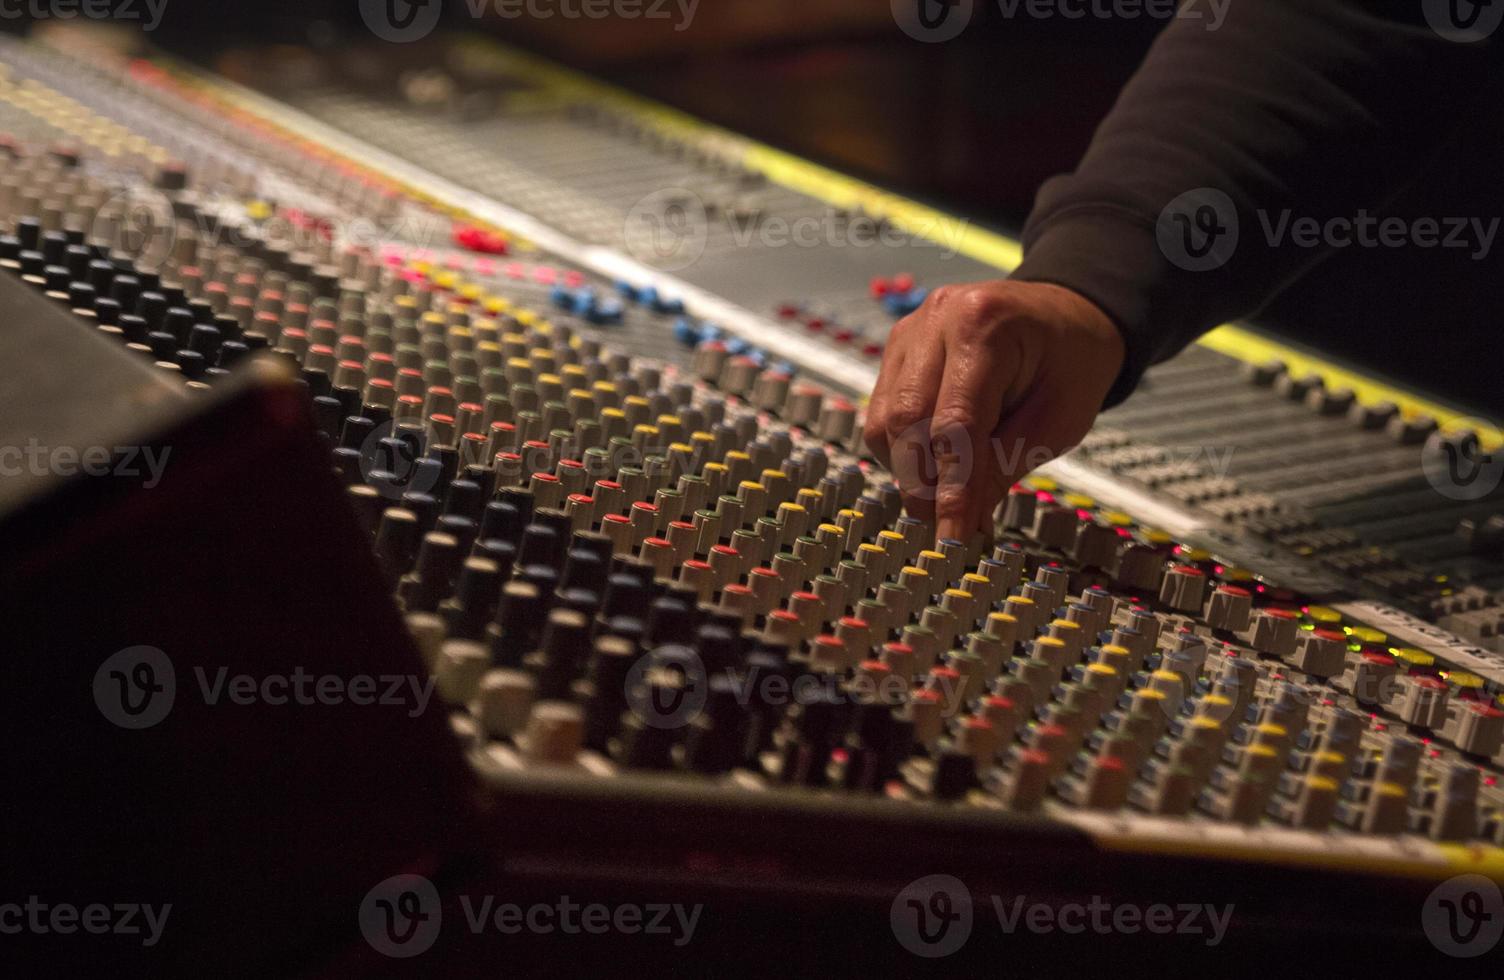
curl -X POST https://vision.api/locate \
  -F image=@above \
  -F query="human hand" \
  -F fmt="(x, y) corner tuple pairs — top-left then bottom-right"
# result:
(862, 280), (1125, 542)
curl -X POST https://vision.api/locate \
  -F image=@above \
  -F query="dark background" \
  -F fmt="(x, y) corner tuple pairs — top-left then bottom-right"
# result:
(80, 2), (1504, 411)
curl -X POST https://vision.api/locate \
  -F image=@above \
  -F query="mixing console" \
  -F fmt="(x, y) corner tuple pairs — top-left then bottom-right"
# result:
(6, 23), (1504, 966)
(214, 34), (1504, 632)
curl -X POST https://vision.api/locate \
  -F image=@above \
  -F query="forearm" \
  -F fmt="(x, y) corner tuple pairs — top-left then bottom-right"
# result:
(1011, 0), (1499, 406)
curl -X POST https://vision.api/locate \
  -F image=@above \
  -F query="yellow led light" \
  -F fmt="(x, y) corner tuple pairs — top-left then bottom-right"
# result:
(1391, 648), (1436, 668)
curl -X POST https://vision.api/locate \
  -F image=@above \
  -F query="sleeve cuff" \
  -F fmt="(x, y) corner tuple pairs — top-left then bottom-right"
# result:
(1010, 203), (1222, 409)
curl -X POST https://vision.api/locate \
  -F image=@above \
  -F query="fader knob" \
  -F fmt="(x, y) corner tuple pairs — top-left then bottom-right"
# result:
(1350, 400), (1397, 430)
(1432, 766), (1481, 842)
(1158, 565), (1206, 613)
(1244, 359), (1284, 386)
(1204, 585), (1252, 632)
(1248, 609), (1298, 658)
(1275, 371), (1322, 401)
(1398, 675), (1448, 729)
(1452, 701), (1504, 758)
(1290, 628), (1346, 678)
(1387, 414), (1437, 445)
(1306, 386), (1354, 416)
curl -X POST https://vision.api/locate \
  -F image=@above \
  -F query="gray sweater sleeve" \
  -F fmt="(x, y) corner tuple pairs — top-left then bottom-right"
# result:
(1009, 0), (1501, 406)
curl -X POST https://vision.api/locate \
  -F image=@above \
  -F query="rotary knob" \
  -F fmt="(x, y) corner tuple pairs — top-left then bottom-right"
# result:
(1203, 584), (1252, 632)
(718, 355), (760, 396)
(815, 399), (857, 444)
(692, 340), (728, 383)
(1248, 609), (1298, 658)
(1290, 627), (1346, 678)
(1030, 503), (1077, 551)
(751, 369), (791, 411)
(784, 384), (823, 427)
(1073, 520), (1119, 570)
(1157, 564), (1206, 613)
(1001, 485), (1037, 531)
(1114, 543), (1165, 593)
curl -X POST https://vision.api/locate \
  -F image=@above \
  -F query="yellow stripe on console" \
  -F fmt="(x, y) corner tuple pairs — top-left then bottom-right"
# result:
(458, 38), (1501, 440)
(453, 37), (1020, 270)
(1062, 811), (1504, 884)
(179, 34), (1504, 440)
(1199, 325), (1503, 447)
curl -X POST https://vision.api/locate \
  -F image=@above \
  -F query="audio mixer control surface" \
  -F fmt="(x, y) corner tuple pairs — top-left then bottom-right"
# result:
(5, 24), (1504, 965)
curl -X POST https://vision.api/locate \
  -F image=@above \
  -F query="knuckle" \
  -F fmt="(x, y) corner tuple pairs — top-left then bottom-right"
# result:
(926, 283), (960, 311)
(930, 407), (979, 439)
(954, 284), (1013, 329)
(888, 312), (919, 341)
(885, 395), (930, 436)
(935, 483), (970, 516)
